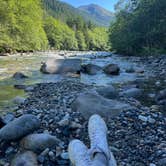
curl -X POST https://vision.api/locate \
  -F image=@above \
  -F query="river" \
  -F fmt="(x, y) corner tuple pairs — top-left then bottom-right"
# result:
(0, 51), (164, 113)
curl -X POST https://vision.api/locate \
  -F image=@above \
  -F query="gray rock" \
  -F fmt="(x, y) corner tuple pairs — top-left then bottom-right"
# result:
(20, 134), (60, 153)
(13, 72), (28, 79)
(81, 64), (101, 75)
(103, 64), (120, 75)
(96, 86), (118, 99)
(121, 88), (142, 99)
(13, 96), (26, 105)
(72, 92), (132, 119)
(0, 114), (40, 141)
(40, 58), (81, 74)
(2, 113), (15, 124)
(158, 158), (166, 166)
(11, 151), (38, 166)
(156, 89), (166, 101)
(138, 115), (148, 122)
(61, 152), (69, 160)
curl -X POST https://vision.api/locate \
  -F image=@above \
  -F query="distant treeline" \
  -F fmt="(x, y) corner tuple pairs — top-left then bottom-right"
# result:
(109, 0), (166, 55)
(0, 0), (109, 53)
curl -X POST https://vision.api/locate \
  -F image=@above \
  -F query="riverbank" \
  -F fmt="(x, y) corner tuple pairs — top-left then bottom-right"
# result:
(0, 52), (166, 166)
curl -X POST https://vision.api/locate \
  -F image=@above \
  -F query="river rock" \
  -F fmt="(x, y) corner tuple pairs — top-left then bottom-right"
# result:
(121, 88), (142, 99)
(20, 134), (60, 153)
(1, 113), (15, 124)
(156, 89), (166, 101)
(14, 84), (26, 90)
(13, 72), (28, 79)
(0, 114), (40, 141)
(11, 151), (38, 166)
(13, 96), (26, 105)
(81, 64), (101, 75)
(40, 58), (81, 74)
(103, 64), (120, 75)
(72, 92), (132, 119)
(95, 86), (118, 99)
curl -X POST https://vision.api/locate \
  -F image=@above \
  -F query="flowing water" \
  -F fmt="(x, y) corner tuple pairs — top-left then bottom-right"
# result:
(0, 52), (157, 113)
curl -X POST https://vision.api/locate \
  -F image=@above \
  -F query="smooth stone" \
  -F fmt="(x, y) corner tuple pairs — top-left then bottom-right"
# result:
(138, 115), (148, 122)
(72, 92), (132, 119)
(81, 64), (101, 75)
(40, 58), (81, 74)
(11, 151), (38, 166)
(158, 158), (166, 166)
(20, 134), (60, 153)
(95, 86), (118, 99)
(13, 72), (28, 79)
(61, 152), (69, 160)
(0, 114), (40, 141)
(121, 88), (142, 99)
(13, 96), (26, 105)
(103, 64), (120, 75)
(2, 113), (15, 124)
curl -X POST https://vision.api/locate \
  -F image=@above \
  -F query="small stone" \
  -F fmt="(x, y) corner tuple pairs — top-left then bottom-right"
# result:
(61, 152), (69, 160)
(150, 163), (156, 166)
(147, 117), (156, 124)
(138, 115), (148, 122)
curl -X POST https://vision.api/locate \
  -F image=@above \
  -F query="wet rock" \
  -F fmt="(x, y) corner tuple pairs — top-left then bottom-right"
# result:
(81, 64), (101, 75)
(103, 64), (120, 75)
(125, 67), (135, 73)
(14, 84), (26, 90)
(40, 58), (81, 74)
(20, 134), (60, 153)
(13, 96), (26, 105)
(11, 151), (38, 166)
(0, 114), (40, 141)
(121, 88), (142, 99)
(138, 115), (148, 122)
(72, 92), (132, 119)
(13, 72), (28, 79)
(58, 114), (70, 127)
(96, 86), (118, 99)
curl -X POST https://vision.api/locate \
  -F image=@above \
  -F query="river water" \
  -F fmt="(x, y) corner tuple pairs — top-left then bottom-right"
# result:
(0, 51), (155, 113)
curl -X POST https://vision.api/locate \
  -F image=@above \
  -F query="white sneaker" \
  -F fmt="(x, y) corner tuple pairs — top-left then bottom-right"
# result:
(68, 139), (92, 166)
(88, 114), (117, 166)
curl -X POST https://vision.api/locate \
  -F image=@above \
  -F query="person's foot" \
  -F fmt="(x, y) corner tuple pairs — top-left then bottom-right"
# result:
(68, 139), (92, 166)
(88, 114), (117, 166)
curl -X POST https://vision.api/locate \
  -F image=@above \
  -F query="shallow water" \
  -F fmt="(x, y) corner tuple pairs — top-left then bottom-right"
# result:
(0, 52), (155, 112)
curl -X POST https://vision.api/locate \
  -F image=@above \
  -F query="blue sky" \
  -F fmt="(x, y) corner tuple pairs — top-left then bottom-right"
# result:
(61, 0), (119, 12)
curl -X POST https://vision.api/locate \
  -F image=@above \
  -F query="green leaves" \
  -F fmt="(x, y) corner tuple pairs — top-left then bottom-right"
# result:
(109, 0), (166, 55)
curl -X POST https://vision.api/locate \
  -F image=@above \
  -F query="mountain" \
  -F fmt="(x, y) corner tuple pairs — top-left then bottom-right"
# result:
(42, 0), (114, 27)
(78, 4), (115, 27)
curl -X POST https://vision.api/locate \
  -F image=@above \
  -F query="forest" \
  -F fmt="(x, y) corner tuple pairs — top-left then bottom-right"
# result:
(0, 0), (165, 55)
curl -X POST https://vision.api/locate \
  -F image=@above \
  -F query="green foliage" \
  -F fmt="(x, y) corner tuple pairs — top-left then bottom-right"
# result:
(0, 0), (48, 52)
(109, 0), (166, 55)
(44, 16), (78, 50)
(0, 0), (110, 53)
(88, 28), (110, 51)
(76, 31), (87, 50)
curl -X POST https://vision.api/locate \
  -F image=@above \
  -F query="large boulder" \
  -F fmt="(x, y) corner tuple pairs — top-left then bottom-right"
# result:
(121, 88), (142, 99)
(95, 86), (118, 99)
(72, 92), (132, 119)
(20, 134), (60, 153)
(81, 64), (101, 75)
(13, 72), (28, 79)
(11, 151), (38, 166)
(0, 114), (40, 141)
(103, 64), (120, 75)
(40, 58), (81, 74)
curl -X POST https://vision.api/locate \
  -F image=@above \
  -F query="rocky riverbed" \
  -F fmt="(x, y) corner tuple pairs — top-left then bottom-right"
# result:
(0, 52), (166, 166)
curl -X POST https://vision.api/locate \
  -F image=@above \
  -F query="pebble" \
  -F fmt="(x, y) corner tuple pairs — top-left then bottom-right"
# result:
(61, 152), (69, 160)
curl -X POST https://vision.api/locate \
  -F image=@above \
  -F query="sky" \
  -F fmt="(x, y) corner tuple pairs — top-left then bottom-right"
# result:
(61, 0), (119, 12)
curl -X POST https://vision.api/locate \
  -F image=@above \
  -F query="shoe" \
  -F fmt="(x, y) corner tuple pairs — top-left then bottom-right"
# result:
(88, 114), (117, 166)
(68, 139), (92, 166)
